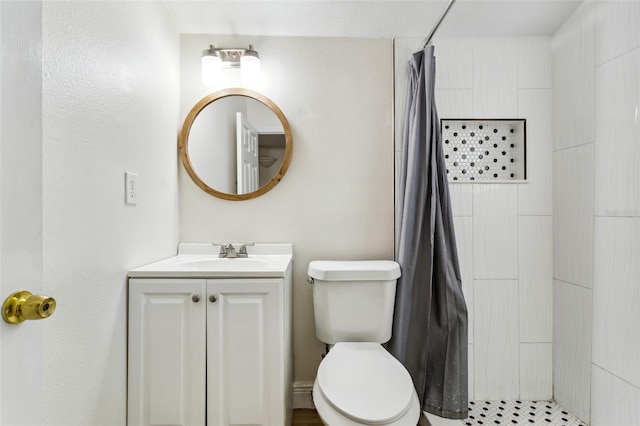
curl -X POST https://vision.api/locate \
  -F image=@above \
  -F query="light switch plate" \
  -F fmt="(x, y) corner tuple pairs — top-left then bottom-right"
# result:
(125, 172), (137, 205)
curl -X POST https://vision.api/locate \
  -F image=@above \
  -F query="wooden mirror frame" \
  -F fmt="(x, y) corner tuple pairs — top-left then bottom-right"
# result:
(179, 88), (293, 201)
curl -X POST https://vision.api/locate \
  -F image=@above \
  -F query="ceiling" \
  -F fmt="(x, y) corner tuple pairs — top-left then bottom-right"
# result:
(164, 0), (583, 40)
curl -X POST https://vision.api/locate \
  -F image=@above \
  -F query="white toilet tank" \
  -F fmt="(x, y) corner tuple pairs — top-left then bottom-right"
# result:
(308, 260), (401, 344)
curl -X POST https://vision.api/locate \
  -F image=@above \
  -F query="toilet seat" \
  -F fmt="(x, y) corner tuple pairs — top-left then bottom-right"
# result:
(316, 342), (415, 425)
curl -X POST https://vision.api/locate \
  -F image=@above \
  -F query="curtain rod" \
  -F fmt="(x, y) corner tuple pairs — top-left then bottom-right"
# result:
(422, 0), (457, 48)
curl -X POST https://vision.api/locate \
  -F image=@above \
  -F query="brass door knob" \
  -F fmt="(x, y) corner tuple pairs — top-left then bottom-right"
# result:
(2, 291), (56, 324)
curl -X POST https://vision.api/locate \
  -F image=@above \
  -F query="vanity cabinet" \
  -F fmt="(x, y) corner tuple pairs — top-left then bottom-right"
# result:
(128, 277), (290, 426)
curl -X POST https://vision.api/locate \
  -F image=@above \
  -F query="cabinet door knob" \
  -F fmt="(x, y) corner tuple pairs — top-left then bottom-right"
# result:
(192, 294), (200, 303)
(209, 294), (217, 303)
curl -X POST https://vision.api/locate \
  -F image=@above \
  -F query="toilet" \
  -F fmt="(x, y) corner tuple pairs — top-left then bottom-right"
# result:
(308, 260), (421, 425)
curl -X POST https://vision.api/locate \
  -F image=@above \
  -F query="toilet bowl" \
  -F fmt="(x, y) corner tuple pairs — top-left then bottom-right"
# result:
(312, 342), (420, 425)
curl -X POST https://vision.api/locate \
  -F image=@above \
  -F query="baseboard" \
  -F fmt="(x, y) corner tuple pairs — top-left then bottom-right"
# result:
(293, 381), (315, 409)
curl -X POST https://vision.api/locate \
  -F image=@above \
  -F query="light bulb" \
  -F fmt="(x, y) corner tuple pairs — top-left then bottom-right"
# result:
(241, 47), (261, 86)
(201, 46), (222, 86)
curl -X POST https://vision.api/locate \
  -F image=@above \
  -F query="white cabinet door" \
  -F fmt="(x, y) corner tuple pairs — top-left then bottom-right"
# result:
(207, 279), (283, 426)
(128, 279), (207, 426)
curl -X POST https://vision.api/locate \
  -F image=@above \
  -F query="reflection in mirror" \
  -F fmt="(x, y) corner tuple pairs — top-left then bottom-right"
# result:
(179, 89), (292, 201)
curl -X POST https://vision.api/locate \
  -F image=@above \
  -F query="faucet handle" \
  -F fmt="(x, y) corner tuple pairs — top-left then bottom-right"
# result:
(238, 243), (254, 256)
(212, 243), (227, 256)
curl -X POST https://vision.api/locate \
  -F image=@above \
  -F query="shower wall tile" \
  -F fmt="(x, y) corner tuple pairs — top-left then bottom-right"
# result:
(594, 0), (640, 66)
(435, 89), (473, 119)
(592, 217), (640, 387)
(517, 37), (552, 89)
(474, 279), (519, 399)
(449, 184), (472, 217)
(518, 216), (552, 343)
(553, 280), (592, 423)
(553, 144), (594, 288)
(473, 185), (518, 279)
(594, 48), (640, 218)
(433, 38), (473, 90)
(519, 343), (552, 400)
(472, 38), (518, 118)
(517, 89), (553, 216)
(591, 365), (640, 426)
(395, 36), (558, 403)
(454, 216), (473, 344)
(551, 1), (595, 151)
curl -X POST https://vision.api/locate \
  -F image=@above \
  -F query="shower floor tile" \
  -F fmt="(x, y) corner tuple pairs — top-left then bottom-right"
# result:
(463, 400), (587, 426)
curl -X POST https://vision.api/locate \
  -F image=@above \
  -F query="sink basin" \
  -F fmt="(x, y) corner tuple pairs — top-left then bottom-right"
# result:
(128, 244), (293, 278)
(175, 257), (273, 270)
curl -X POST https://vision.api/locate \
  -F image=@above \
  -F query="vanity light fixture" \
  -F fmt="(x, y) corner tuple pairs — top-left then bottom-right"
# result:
(201, 44), (261, 87)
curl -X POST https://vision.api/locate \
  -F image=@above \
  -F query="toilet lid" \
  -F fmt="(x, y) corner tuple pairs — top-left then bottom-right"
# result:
(317, 342), (414, 425)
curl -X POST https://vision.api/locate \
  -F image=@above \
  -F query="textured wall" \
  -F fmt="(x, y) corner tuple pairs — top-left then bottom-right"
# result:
(179, 35), (395, 384)
(395, 36), (554, 402)
(41, 2), (180, 424)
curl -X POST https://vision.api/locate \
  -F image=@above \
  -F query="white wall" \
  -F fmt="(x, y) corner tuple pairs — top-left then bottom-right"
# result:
(179, 35), (394, 385)
(552, 1), (640, 424)
(41, 2), (180, 424)
(0, 2), (44, 424)
(395, 36), (554, 402)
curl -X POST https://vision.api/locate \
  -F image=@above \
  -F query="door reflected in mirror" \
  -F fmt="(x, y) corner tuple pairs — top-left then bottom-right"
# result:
(179, 89), (293, 201)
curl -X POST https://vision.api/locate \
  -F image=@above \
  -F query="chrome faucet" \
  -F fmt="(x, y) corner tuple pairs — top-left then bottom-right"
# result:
(214, 243), (254, 258)
(223, 243), (239, 258)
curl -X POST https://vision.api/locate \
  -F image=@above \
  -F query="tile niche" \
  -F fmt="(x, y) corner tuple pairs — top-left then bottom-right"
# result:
(442, 119), (526, 182)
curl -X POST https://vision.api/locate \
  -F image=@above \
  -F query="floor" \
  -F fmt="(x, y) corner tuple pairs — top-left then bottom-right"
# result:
(428, 401), (587, 426)
(292, 409), (324, 425)
(463, 401), (586, 426)
(293, 401), (587, 426)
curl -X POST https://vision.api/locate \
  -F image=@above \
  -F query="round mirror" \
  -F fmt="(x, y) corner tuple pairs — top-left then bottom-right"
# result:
(179, 88), (293, 201)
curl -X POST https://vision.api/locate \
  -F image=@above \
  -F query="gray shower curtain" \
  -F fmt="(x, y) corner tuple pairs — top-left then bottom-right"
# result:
(388, 46), (468, 420)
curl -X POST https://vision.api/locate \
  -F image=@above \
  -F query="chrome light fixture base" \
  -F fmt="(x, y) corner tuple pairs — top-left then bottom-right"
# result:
(202, 45), (259, 69)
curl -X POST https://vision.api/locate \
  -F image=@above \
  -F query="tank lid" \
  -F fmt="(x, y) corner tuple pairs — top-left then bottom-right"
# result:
(308, 260), (400, 281)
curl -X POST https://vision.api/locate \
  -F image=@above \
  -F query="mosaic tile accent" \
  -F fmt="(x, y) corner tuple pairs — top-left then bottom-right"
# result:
(463, 400), (587, 426)
(441, 120), (526, 182)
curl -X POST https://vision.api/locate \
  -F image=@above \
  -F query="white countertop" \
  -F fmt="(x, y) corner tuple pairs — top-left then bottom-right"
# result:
(128, 243), (292, 278)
